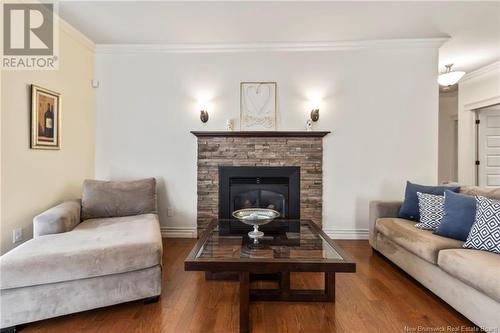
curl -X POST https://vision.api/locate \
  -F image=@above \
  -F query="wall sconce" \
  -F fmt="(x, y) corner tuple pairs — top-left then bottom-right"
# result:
(310, 109), (320, 122)
(200, 110), (209, 123)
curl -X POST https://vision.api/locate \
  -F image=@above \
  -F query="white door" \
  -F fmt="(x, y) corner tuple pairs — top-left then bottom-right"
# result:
(478, 106), (500, 186)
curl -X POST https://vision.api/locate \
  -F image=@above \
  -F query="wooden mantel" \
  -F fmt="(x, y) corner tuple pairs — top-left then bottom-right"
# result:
(190, 131), (331, 138)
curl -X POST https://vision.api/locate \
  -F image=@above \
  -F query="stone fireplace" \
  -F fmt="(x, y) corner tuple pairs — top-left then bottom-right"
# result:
(193, 131), (329, 232)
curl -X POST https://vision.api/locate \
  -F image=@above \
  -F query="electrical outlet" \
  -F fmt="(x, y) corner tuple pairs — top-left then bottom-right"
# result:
(13, 228), (22, 243)
(167, 208), (174, 217)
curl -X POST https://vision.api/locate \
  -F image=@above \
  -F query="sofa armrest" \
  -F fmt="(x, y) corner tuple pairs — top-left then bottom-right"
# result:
(33, 200), (81, 237)
(369, 200), (402, 247)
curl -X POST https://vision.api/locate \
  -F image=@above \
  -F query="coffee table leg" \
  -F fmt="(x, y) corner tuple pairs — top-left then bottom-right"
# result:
(239, 272), (250, 333)
(325, 272), (335, 302)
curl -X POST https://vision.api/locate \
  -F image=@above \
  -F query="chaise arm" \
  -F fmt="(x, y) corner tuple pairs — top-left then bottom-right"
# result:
(33, 200), (81, 237)
(369, 200), (402, 247)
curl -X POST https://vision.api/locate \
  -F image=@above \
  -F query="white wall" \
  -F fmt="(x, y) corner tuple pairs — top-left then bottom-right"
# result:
(1, 25), (95, 254)
(458, 61), (500, 185)
(95, 42), (439, 237)
(438, 90), (458, 183)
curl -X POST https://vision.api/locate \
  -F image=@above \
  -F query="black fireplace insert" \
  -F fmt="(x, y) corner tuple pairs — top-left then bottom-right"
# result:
(218, 166), (300, 233)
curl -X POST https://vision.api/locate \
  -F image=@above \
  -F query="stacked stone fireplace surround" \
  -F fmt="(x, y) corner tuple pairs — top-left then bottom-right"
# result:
(195, 133), (328, 232)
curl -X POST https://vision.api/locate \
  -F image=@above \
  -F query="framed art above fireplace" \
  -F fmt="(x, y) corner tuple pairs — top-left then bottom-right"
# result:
(240, 82), (277, 131)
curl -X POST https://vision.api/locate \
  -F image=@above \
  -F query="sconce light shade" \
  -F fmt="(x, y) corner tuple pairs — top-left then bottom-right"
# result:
(200, 110), (209, 123)
(310, 109), (320, 122)
(438, 64), (465, 86)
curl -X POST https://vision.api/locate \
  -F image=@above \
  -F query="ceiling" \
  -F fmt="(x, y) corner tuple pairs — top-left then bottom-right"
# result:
(59, 1), (500, 73)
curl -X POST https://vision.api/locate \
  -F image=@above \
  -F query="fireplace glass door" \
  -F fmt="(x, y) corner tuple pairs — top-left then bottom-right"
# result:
(230, 182), (288, 218)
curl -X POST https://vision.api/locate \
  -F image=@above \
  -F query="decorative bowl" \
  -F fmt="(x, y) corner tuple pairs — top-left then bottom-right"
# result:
(232, 208), (280, 239)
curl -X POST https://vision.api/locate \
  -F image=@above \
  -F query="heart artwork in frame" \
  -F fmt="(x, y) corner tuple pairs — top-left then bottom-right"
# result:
(240, 82), (277, 131)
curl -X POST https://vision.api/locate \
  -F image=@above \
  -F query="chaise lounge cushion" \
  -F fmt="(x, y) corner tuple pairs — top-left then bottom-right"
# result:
(438, 249), (500, 302)
(0, 214), (162, 290)
(33, 200), (81, 237)
(82, 178), (157, 220)
(375, 218), (463, 264)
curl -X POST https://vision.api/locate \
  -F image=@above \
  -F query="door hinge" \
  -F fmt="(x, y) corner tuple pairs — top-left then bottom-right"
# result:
(476, 119), (480, 125)
(476, 160), (481, 166)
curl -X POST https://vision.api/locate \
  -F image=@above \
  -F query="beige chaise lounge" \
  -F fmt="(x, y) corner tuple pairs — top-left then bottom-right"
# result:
(369, 186), (500, 330)
(0, 178), (163, 332)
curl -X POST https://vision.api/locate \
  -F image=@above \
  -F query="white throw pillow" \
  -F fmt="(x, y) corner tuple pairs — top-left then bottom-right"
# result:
(415, 192), (445, 230)
(463, 196), (500, 254)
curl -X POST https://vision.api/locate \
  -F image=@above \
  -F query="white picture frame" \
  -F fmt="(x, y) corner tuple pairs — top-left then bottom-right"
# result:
(240, 82), (277, 131)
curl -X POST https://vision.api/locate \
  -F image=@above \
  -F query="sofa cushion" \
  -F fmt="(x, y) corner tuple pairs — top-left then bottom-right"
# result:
(82, 178), (157, 220)
(375, 218), (463, 264)
(460, 186), (500, 200)
(438, 249), (500, 302)
(0, 214), (162, 290)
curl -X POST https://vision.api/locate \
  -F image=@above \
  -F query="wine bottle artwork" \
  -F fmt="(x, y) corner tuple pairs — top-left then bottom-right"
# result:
(44, 103), (54, 138)
(31, 85), (61, 150)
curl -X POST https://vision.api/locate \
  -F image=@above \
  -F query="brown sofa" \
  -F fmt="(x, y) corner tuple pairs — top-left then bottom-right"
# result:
(369, 186), (500, 330)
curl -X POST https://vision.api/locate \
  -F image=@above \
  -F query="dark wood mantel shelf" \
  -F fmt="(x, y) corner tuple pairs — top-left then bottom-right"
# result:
(191, 131), (331, 138)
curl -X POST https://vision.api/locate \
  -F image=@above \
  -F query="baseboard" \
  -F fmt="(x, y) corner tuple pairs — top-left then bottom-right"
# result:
(323, 229), (369, 240)
(161, 227), (366, 239)
(160, 227), (197, 238)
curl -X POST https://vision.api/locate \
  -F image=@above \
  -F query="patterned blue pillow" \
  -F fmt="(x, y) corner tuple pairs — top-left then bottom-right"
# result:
(464, 196), (500, 254)
(415, 192), (445, 230)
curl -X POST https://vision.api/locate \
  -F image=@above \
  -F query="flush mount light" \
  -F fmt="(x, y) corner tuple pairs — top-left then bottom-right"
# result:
(438, 64), (466, 86)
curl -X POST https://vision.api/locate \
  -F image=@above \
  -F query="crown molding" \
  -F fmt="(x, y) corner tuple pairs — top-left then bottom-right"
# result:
(28, 0), (95, 51)
(59, 18), (96, 51)
(59, 18), (95, 51)
(461, 61), (500, 83)
(95, 38), (448, 54)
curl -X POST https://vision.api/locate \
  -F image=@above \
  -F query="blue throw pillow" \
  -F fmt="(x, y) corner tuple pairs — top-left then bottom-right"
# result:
(398, 181), (460, 221)
(433, 190), (477, 241)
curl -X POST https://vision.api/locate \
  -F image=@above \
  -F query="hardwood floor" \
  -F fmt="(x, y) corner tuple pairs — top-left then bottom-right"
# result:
(21, 239), (474, 333)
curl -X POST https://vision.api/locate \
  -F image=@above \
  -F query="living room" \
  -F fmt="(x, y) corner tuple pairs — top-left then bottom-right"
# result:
(1, 1), (499, 332)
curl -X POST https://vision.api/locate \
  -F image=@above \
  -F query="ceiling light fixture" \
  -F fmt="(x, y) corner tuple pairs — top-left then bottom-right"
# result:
(438, 64), (466, 86)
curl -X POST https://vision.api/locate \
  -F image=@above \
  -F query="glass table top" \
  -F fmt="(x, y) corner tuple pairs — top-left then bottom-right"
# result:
(195, 220), (344, 261)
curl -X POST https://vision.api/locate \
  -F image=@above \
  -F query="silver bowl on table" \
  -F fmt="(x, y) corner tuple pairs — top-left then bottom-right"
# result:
(232, 208), (280, 239)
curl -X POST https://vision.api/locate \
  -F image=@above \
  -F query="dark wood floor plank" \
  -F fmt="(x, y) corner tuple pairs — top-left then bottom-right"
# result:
(19, 238), (474, 333)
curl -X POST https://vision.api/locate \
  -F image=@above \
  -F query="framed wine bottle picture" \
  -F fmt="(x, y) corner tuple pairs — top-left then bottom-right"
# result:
(31, 85), (61, 150)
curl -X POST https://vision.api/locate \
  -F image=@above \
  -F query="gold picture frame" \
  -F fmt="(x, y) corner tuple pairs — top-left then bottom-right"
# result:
(31, 85), (61, 150)
(240, 82), (277, 131)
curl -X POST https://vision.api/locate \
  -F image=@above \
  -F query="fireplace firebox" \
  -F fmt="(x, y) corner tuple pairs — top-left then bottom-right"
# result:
(219, 166), (300, 220)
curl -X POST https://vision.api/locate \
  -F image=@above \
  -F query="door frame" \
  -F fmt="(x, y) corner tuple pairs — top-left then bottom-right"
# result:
(470, 97), (500, 185)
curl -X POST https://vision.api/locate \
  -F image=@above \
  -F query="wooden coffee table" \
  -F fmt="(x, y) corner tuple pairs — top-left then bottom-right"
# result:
(184, 219), (356, 333)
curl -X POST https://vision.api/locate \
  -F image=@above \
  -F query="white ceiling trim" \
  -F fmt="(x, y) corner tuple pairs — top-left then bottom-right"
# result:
(95, 38), (448, 54)
(460, 61), (500, 83)
(60, 18), (95, 51)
